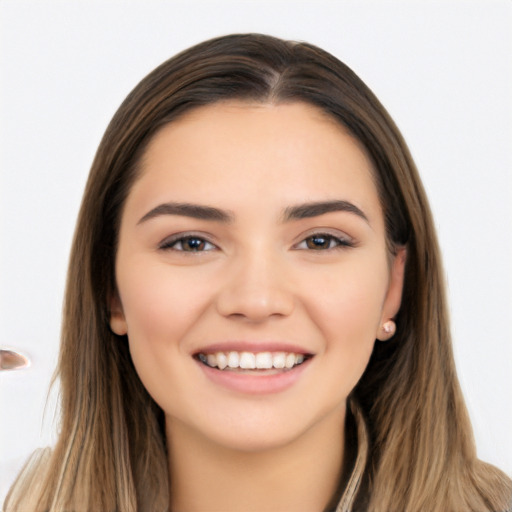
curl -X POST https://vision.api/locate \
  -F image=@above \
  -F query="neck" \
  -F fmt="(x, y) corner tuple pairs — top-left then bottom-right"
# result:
(166, 406), (346, 512)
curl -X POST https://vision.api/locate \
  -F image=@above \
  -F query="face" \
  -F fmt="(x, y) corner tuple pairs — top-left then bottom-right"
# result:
(110, 101), (405, 452)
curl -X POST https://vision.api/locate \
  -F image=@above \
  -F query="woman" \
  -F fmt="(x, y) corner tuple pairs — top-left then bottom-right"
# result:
(5, 33), (511, 512)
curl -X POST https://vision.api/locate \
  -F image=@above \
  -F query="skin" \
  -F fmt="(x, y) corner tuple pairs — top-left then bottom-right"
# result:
(110, 101), (405, 511)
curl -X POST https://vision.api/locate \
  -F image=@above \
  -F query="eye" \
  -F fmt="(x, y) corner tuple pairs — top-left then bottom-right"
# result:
(159, 235), (216, 252)
(295, 233), (353, 251)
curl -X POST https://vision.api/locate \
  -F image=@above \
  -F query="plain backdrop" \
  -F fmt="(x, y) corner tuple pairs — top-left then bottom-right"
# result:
(1, 0), (511, 503)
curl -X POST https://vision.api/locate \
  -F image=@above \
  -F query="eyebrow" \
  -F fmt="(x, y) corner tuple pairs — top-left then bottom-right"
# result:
(137, 199), (368, 225)
(138, 202), (234, 224)
(282, 200), (369, 223)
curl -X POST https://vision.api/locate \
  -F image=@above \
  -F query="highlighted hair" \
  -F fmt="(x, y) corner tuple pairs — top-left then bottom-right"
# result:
(6, 34), (511, 511)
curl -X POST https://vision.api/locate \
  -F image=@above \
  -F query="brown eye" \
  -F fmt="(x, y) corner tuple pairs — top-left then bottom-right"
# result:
(295, 233), (354, 251)
(305, 235), (337, 250)
(181, 237), (207, 251)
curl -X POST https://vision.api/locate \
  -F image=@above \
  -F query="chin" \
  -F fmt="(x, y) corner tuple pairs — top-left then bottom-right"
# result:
(169, 401), (346, 455)
(204, 423), (308, 454)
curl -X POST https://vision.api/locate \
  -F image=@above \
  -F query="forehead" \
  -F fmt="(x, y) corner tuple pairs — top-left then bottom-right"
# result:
(143, 100), (368, 164)
(127, 101), (382, 225)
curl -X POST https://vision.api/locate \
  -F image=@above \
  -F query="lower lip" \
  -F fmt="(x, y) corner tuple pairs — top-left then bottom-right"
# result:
(196, 358), (312, 395)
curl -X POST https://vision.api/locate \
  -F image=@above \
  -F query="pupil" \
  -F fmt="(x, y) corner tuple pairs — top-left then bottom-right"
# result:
(308, 236), (329, 249)
(185, 237), (204, 250)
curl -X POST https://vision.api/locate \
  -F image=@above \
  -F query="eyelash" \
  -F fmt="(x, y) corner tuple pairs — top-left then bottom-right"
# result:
(294, 233), (354, 251)
(159, 234), (217, 252)
(158, 232), (354, 253)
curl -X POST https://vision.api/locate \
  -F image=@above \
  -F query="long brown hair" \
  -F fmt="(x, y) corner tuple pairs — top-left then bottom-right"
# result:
(6, 33), (511, 512)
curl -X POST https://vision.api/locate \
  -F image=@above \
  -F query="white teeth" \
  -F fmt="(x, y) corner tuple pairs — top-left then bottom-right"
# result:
(272, 352), (286, 369)
(255, 352), (273, 369)
(199, 351), (308, 371)
(227, 352), (239, 368)
(217, 352), (228, 370)
(285, 353), (296, 369)
(239, 352), (256, 369)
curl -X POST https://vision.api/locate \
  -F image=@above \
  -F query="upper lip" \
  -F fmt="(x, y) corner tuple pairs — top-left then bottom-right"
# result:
(193, 341), (314, 356)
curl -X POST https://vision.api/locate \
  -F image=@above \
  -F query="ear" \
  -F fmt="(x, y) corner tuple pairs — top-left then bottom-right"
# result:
(377, 247), (407, 340)
(109, 291), (128, 336)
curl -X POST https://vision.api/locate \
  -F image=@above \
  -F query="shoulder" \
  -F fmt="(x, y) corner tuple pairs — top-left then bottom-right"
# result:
(3, 447), (52, 511)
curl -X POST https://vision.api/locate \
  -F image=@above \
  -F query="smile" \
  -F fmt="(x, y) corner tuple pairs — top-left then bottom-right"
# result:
(197, 351), (307, 371)
(193, 343), (314, 394)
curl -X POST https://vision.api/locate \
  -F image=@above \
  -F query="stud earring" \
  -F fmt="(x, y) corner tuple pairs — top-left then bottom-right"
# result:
(378, 320), (396, 341)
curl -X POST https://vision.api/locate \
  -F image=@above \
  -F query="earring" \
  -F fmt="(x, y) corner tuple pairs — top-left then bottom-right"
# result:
(378, 320), (396, 341)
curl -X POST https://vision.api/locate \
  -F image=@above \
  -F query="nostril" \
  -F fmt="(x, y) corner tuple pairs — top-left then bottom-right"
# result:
(215, 287), (295, 321)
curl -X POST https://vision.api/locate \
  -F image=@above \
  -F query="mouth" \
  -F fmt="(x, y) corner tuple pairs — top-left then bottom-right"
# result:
(195, 351), (311, 373)
(193, 346), (314, 394)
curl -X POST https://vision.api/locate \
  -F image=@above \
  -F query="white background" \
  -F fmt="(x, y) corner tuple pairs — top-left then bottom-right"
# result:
(1, 0), (511, 503)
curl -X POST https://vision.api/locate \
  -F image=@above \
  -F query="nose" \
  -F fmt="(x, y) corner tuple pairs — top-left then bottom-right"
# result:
(215, 251), (294, 322)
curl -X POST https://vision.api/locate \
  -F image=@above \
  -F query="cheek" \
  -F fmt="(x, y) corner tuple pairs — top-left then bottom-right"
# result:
(115, 261), (223, 425)
(115, 260), (213, 392)
(117, 259), (210, 340)
(310, 256), (387, 331)
(303, 256), (388, 386)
